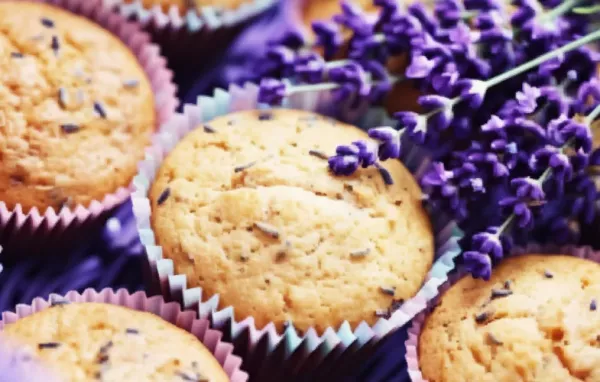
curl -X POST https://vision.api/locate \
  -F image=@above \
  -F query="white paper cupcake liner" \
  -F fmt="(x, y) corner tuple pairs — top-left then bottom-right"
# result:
(405, 244), (600, 382)
(132, 82), (464, 378)
(0, 288), (248, 382)
(103, 0), (276, 32)
(0, 0), (178, 257)
(101, 0), (278, 78)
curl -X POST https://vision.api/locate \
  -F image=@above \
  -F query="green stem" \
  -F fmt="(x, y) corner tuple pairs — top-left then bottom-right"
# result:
(585, 103), (600, 125)
(287, 75), (404, 95)
(538, 0), (583, 24)
(486, 28), (600, 88)
(497, 214), (515, 235)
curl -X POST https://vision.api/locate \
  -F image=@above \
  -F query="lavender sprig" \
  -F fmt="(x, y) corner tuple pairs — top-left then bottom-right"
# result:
(256, 0), (600, 280)
(328, 28), (600, 176)
(464, 103), (600, 280)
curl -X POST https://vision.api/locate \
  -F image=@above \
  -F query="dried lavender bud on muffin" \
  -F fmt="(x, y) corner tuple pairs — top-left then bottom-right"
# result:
(0, 2), (155, 212)
(149, 109), (434, 333)
(3, 302), (228, 382)
(124, 0), (251, 13)
(0, 335), (60, 382)
(419, 255), (600, 382)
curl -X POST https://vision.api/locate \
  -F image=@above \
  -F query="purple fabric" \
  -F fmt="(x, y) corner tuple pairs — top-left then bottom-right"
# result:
(0, 200), (144, 313)
(183, 0), (298, 103)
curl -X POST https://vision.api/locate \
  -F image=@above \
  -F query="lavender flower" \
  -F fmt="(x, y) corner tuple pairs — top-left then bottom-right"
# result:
(254, 0), (600, 279)
(312, 20), (344, 60)
(368, 127), (402, 160)
(258, 78), (287, 105)
(515, 83), (541, 114)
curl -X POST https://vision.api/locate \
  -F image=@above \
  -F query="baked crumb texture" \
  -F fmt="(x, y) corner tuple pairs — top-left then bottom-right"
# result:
(0, 2), (155, 212)
(123, 0), (252, 14)
(420, 254), (600, 382)
(3, 302), (228, 382)
(150, 109), (434, 333)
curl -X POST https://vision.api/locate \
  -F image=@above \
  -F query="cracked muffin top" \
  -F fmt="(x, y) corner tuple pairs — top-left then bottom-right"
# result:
(0, 2), (155, 212)
(149, 109), (434, 334)
(419, 254), (600, 382)
(3, 303), (228, 382)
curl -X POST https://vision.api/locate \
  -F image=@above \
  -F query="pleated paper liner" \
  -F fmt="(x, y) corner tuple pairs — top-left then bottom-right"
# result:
(132, 83), (463, 379)
(405, 244), (600, 382)
(0, 288), (248, 381)
(0, 0), (178, 257)
(101, 0), (278, 90)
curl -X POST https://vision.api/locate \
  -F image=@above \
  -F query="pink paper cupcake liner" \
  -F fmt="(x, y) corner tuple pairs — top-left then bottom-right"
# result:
(131, 82), (464, 378)
(0, 288), (248, 382)
(0, 0), (178, 256)
(101, 0), (278, 75)
(405, 244), (600, 382)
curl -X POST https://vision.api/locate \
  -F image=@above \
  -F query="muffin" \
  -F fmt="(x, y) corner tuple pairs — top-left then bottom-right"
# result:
(0, 335), (60, 382)
(124, 0), (250, 14)
(419, 255), (600, 382)
(149, 108), (434, 333)
(2, 302), (229, 381)
(0, 2), (155, 212)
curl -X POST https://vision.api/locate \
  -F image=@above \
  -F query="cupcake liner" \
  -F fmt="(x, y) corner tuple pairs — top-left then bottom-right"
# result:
(0, 288), (248, 382)
(132, 82), (464, 378)
(405, 244), (600, 382)
(101, 0), (278, 83)
(0, 0), (178, 257)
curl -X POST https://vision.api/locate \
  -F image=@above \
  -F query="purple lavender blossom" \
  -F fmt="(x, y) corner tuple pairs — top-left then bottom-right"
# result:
(263, 46), (296, 78)
(294, 53), (326, 84)
(368, 127), (401, 160)
(258, 78), (287, 105)
(406, 55), (436, 78)
(312, 20), (344, 60)
(395, 111), (427, 143)
(328, 62), (371, 103)
(472, 230), (503, 261)
(463, 251), (492, 280)
(328, 140), (378, 175)
(418, 95), (454, 131)
(457, 79), (488, 108)
(515, 83), (541, 114)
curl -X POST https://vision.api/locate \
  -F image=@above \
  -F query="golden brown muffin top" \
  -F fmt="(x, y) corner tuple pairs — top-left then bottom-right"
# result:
(125, 0), (252, 13)
(3, 303), (228, 382)
(0, 2), (155, 212)
(420, 254), (600, 382)
(150, 109), (434, 333)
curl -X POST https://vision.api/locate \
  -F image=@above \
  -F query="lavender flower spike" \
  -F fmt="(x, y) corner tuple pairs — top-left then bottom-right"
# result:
(457, 79), (488, 109)
(258, 78), (287, 105)
(515, 83), (541, 114)
(463, 251), (492, 280)
(312, 20), (343, 60)
(369, 127), (402, 160)
(395, 111), (428, 143)
(406, 55), (436, 78)
(471, 231), (503, 261)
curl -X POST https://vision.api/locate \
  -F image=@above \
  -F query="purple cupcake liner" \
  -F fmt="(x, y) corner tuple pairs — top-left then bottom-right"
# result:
(405, 244), (600, 382)
(0, 0), (178, 256)
(0, 288), (249, 381)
